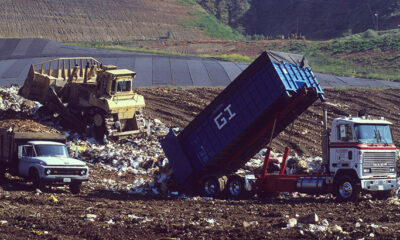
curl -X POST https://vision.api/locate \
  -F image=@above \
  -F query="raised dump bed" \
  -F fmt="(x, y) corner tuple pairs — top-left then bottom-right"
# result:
(161, 51), (325, 190)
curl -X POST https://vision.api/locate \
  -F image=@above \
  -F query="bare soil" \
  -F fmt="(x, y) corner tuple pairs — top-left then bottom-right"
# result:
(0, 0), (209, 42)
(1, 87), (400, 239)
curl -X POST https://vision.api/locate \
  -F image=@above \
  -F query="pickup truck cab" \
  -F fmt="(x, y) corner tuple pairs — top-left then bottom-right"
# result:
(0, 131), (89, 194)
(18, 141), (89, 193)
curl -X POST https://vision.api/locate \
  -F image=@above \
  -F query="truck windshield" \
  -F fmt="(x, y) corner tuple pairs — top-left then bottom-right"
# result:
(354, 124), (393, 144)
(34, 145), (70, 157)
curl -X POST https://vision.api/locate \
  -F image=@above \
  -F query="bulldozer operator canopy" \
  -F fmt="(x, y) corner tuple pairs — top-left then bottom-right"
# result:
(106, 69), (136, 77)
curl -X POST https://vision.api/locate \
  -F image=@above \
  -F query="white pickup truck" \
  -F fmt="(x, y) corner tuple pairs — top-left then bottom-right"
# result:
(0, 131), (88, 194)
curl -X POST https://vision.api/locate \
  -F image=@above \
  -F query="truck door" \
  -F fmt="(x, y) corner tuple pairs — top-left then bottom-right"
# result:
(333, 124), (356, 168)
(17, 145), (34, 177)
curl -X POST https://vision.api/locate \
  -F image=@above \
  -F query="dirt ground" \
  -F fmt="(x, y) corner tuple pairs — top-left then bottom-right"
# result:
(1, 87), (400, 239)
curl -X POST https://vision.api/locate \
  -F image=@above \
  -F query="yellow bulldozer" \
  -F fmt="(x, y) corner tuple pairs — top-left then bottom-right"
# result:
(19, 57), (146, 139)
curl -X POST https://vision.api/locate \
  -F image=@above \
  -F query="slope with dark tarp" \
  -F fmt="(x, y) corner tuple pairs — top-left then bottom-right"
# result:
(0, 38), (399, 88)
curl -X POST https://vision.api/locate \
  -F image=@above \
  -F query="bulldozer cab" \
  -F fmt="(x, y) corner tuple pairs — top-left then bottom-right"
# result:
(97, 69), (136, 97)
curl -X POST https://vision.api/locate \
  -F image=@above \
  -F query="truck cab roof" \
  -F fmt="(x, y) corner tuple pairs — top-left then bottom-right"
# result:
(333, 116), (392, 125)
(106, 69), (136, 76)
(27, 141), (65, 146)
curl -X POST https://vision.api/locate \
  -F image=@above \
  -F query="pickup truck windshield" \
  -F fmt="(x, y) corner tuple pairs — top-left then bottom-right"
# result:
(34, 145), (70, 157)
(355, 124), (393, 144)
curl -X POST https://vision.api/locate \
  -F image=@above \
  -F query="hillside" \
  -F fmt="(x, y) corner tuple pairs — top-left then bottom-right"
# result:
(0, 0), (222, 42)
(195, 0), (400, 39)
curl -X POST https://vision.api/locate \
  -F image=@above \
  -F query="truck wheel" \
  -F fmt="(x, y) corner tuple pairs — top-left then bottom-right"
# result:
(334, 176), (360, 202)
(371, 190), (394, 200)
(201, 176), (225, 198)
(70, 182), (82, 194)
(30, 168), (44, 190)
(227, 175), (247, 199)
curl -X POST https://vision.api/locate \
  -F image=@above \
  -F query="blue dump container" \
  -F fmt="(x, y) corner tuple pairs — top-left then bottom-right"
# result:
(161, 51), (325, 189)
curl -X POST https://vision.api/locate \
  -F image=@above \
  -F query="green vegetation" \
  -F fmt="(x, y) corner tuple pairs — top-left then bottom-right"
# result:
(69, 42), (251, 63)
(279, 29), (400, 81)
(195, 0), (400, 40)
(181, 10), (244, 40)
(177, 0), (198, 5)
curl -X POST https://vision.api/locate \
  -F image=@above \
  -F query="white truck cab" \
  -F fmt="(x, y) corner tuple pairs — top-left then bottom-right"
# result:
(17, 141), (89, 193)
(0, 131), (88, 194)
(328, 115), (397, 200)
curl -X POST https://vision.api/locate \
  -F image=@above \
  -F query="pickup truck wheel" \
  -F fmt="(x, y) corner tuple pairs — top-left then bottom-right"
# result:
(334, 176), (360, 202)
(201, 176), (225, 198)
(371, 190), (394, 200)
(227, 175), (247, 199)
(30, 168), (44, 190)
(70, 182), (81, 194)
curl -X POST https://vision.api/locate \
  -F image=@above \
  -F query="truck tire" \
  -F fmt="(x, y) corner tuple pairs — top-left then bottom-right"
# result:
(70, 182), (81, 194)
(201, 176), (225, 198)
(371, 190), (394, 200)
(227, 175), (247, 199)
(334, 176), (360, 202)
(30, 168), (44, 190)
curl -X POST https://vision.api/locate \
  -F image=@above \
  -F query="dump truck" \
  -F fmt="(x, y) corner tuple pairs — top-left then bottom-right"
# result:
(161, 50), (397, 201)
(0, 130), (89, 194)
(18, 57), (145, 139)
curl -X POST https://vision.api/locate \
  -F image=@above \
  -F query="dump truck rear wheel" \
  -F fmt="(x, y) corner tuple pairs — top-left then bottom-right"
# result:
(201, 176), (225, 198)
(334, 176), (360, 202)
(227, 175), (247, 199)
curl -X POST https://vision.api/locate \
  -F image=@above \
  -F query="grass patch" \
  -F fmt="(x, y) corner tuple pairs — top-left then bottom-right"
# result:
(69, 42), (252, 63)
(181, 10), (244, 40)
(176, 0), (197, 5)
(277, 29), (400, 81)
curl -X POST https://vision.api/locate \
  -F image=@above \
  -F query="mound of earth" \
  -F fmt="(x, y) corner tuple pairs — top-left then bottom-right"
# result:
(0, 0), (209, 42)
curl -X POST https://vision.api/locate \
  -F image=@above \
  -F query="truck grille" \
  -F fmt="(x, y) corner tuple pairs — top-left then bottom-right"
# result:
(46, 168), (86, 176)
(363, 152), (396, 175)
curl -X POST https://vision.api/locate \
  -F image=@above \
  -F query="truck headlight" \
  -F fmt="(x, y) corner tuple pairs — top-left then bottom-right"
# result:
(45, 169), (51, 175)
(363, 168), (371, 173)
(390, 168), (395, 173)
(80, 170), (86, 175)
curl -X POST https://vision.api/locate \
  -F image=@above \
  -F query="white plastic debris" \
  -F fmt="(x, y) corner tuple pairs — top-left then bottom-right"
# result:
(84, 214), (97, 222)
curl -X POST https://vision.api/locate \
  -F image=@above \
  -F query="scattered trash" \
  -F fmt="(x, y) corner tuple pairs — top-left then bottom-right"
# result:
(287, 218), (297, 228)
(299, 213), (319, 224)
(84, 214), (97, 222)
(49, 195), (59, 203)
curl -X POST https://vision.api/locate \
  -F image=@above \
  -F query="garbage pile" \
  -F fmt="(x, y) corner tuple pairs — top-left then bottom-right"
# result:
(0, 86), (38, 118)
